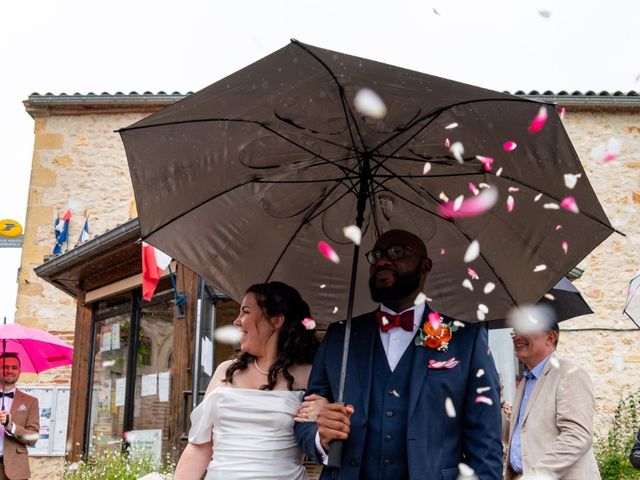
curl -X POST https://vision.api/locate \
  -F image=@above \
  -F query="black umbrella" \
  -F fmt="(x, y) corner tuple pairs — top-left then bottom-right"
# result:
(119, 40), (614, 461)
(487, 276), (593, 330)
(624, 271), (640, 328)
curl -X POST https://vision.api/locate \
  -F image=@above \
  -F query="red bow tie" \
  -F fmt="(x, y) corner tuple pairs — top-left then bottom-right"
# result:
(376, 309), (414, 332)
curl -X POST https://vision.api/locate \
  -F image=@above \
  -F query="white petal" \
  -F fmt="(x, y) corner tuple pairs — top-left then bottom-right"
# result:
(445, 397), (456, 418)
(450, 141), (465, 163)
(423, 162), (432, 174)
(439, 191), (449, 202)
(543, 203), (560, 210)
(414, 292), (428, 305)
(484, 282), (496, 294)
(533, 264), (547, 272)
(534, 193), (543, 202)
(214, 325), (243, 344)
(453, 195), (464, 211)
(496, 167), (503, 176)
(563, 173), (582, 189)
(464, 240), (480, 263)
(462, 279), (474, 291)
(342, 225), (362, 245)
(476, 369), (485, 378)
(353, 88), (387, 119)
(445, 122), (459, 130)
(478, 304), (489, 314)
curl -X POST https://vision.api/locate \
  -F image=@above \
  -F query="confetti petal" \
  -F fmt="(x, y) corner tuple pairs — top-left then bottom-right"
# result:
(445, 397), (456, 418)
(428, 311), (442, 329)
(476, 309), (486, 321)
(439, 191), (449, 202)
(560, 196), (579, 213)
(543, 202), (559, 210)
(559, 107), (566, 120)
(555, 224), (562, 231)
(332, 306), (338, 314)
(444, 137), (451, 148)
(458, 463), (476, 479)
(484, 282), (495, 294)
(478, 304), (489, 314)
(534, 193), (543, 202)
(476, 369), (485, 378)
(318, 240), (340, 263)
(450, 141), (465, 163)
(561, 241), (568, 254)
(342, 225), (362, 245)
(507, 195), (515, 213)
(440, 248), (446, 255)
(353, 88), (387, 119)
(533, 264), (547, 272)
(301, 318), (316, 330)
(423, 162), (432, 174)
(528, 106), (548, 133)
(564, 173), (582, 189)
(477, 386), (491, 394)
(508, 187), (520, 193)
(503, 141), (517, 151)
(414, 292), (428, 305)
(467, 267), (479, 280)
(475, 155), (494, 171)
(495, 167), (503, 177)
(464, 240), (480, 263)
(453, 195), (464, 212)
(214, 325), (243, 344)
(445, 122), (459, 130)
(468, 182), (480, 195)
(439, 188), (499, 218)
(475, 395), (494, 405)
(462, 279), (474, 291)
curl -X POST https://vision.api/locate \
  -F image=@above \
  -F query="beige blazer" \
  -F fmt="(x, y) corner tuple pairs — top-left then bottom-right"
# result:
(2, 389), (39, 480)
(504, 354), (600, 480)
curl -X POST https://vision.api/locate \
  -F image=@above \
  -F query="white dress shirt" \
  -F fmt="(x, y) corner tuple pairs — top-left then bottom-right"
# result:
(0, 388), (17, 456)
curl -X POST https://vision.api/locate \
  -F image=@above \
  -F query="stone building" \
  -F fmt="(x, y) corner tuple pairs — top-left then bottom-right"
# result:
(12, 91), (640, 478)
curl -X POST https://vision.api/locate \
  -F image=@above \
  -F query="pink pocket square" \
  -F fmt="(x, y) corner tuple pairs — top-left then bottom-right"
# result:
(428, 357), (460, 369)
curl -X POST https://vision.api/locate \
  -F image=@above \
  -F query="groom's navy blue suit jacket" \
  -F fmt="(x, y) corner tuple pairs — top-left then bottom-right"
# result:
(294, 309), (503, 480)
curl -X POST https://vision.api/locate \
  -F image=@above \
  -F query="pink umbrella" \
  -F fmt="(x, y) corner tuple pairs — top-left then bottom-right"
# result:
(0, 323), (74, 373)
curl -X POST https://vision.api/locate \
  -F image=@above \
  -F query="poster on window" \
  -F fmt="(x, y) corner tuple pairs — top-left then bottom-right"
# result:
(21, 387), (69, 456)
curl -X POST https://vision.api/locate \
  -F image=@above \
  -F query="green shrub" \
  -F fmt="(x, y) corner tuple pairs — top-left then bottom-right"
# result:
(595, 388), (640, 480)
(61, 447), (175, 480)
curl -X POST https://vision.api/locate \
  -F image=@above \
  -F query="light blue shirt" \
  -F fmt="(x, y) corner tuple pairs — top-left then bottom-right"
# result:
(509, 354), (552, 473)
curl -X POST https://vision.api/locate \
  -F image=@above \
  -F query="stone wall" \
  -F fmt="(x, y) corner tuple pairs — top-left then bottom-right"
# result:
(556, 109), (640, 433)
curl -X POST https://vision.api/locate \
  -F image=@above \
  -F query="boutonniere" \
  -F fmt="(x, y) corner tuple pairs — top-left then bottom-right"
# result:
(415, 311), (461, 352)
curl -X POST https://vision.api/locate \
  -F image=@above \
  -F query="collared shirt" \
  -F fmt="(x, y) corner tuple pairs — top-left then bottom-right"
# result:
(509, 354), (552, 473)
(0, 388), (17, 456)
(315, 303), (425, 462)
(379, 303), (424, 371)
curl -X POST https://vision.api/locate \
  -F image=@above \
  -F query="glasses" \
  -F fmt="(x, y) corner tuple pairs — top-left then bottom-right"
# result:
(365, 244), (424, 265)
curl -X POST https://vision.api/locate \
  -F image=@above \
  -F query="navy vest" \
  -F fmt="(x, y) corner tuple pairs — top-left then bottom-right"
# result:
(360, 333), (415, 480)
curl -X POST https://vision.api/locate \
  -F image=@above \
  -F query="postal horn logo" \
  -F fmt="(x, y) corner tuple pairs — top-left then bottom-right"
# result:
(0, 219), (23, 238)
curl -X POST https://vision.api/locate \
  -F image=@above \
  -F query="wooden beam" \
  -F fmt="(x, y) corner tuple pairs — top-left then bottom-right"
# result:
(168, 264), (198, 460)
(65, 291), (93, 461)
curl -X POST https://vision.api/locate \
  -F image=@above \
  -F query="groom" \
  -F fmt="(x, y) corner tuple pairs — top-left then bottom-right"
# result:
(295, 229), (503, 479)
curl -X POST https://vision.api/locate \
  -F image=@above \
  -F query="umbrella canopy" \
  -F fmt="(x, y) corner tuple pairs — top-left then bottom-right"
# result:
(488, 276), (593, 329)
(624, 270), (640, 328)
(0, 323), (74, 373)
(120, 40), (613, 324)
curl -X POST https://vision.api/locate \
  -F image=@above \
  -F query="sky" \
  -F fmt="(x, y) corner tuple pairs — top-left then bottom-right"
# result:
(1, 0), (638, 323)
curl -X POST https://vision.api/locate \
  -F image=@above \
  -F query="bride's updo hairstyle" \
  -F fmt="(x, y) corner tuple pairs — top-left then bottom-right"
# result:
(224, 281), (320, 390)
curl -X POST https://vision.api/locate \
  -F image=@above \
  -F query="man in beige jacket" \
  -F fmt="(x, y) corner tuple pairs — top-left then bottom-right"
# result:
(504, 321), (600, 480)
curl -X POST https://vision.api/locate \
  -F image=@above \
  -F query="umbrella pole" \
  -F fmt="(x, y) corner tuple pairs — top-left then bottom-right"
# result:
(2, 316), (5, 411)
(327, 156), (370, 468)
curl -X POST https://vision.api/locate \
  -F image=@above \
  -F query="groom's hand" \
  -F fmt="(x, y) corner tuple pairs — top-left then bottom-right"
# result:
(317, 403), (355, 450)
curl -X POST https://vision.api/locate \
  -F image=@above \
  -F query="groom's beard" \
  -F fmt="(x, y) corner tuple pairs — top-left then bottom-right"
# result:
(369, 264), (421, 304)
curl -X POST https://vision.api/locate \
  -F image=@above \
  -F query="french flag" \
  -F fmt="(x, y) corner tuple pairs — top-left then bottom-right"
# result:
(142, 242), (172, 301)
(77, 217), (90, 245)
(53, 210), (72, 254)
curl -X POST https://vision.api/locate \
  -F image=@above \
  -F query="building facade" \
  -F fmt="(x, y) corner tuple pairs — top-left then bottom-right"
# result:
(13, 91), (640, 478)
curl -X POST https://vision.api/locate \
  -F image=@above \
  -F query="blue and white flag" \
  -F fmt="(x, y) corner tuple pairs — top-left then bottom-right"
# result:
(53, 210), (71, 254)
(77, 217), (89, 245)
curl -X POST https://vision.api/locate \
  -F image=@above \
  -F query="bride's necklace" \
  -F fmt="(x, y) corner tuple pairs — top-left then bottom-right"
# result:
(253, 358), (269, 375)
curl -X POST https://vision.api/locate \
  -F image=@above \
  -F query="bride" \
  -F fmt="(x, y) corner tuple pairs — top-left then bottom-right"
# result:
(173, 281), (327, 480)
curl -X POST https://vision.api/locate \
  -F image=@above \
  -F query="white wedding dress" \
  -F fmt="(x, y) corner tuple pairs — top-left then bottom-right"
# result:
(188, 386), (309, 480)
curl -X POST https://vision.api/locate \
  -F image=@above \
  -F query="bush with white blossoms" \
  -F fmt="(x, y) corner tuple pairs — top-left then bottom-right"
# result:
(61, 448), (175, 480)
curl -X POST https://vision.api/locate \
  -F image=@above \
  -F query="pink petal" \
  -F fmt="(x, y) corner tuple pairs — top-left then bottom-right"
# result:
(302, 318), (317, 330)
(555, 224), (562, 231)
(423, 162), (432, 174)
(438, 188), (498, 218)
(508, 187), (520, 193)
(528, 106), (548, 133)
(428, 311), (442, 330)
(603, 152), (619, 162)
(475, 395), (494, 405)
(507, 195), (515, 213)
(468, 182), (480, 195)
(440, 248), (446, 255)
(444, 137), (451, 148)
(467, 267), (479, 280)
(559, 107), (566, 120)
(503, 141), (517, 152)
(475, 155), (494, 171)
(317, 241), (340, 264)
(561, 241), (568, 254)
(560, 197), (579, 214)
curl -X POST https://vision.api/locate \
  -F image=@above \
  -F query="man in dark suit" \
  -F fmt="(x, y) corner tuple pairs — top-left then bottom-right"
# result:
(295, 229), (503, 480)
(0, 353), (39, 480)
